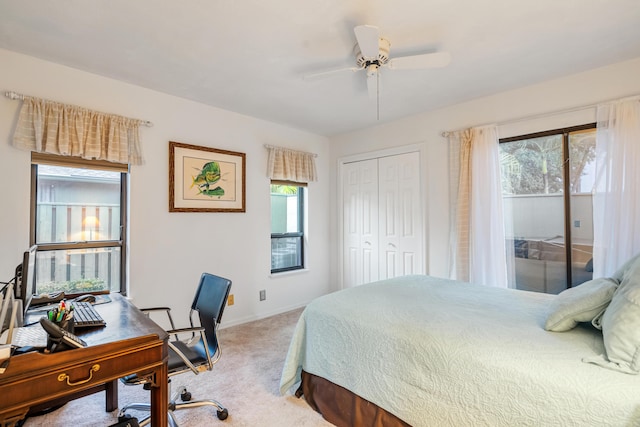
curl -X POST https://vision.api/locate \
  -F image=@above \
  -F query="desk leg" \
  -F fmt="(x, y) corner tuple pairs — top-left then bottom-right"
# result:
(105, 379), (118, 412)
(150, 362), (168, 426)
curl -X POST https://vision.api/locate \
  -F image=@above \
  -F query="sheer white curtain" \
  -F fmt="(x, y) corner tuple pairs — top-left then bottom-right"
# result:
(448, 125), (509, 287)
(593, 96), (640, 277)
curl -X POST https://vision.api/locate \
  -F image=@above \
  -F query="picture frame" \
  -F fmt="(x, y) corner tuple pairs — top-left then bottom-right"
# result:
(169, 141), (246, 212)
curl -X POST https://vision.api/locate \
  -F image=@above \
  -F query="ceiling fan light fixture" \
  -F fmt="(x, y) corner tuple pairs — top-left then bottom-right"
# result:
(355, 38), (390, 68)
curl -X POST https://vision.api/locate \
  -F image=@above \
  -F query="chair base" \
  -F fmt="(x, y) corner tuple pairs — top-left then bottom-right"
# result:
(119, 385), (228, 426)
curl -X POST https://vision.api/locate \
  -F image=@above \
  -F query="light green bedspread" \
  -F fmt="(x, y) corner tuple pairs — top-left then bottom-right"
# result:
(280, 275), (640, 426)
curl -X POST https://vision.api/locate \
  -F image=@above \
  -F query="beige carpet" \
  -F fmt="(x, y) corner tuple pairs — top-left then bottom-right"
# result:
(24, 308), (333, 427)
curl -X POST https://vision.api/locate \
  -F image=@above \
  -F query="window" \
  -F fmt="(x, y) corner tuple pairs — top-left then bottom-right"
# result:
(31, 154), (128, 295)
(500, 124), (596, 294)
(270, 183), (304, 273)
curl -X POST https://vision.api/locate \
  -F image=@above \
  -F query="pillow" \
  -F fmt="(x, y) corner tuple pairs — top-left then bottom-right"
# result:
(544, 277), (618, 332)
(612, 252), (640, 284)
(585, 261), (640, 374)
(591, 307), (606, 330)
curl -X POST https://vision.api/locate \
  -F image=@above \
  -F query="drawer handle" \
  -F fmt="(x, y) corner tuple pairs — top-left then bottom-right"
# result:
(58, 364), (100, 386)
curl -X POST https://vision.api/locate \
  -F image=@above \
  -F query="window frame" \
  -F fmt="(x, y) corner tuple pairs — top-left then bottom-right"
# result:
(30, 153), (128, 295)
(270, 182), (305, 274)
(499, 122), (596, 289)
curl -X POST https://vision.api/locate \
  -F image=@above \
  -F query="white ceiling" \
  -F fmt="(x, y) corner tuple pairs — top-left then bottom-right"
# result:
(1, 1), (639, 136)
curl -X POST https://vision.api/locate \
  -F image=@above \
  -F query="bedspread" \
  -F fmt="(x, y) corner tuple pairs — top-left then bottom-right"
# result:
(280, 275), (640, 426)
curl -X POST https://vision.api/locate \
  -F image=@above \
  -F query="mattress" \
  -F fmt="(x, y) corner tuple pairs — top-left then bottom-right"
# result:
(280, 275), (640, 426)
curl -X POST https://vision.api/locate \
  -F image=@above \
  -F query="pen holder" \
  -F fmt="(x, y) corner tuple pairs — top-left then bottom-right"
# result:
(57, 317), (75, 334)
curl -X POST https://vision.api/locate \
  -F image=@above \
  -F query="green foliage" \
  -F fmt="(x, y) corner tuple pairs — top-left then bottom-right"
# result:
(38, 277), (106, 295)
(271, 184), (298, 195)
(500, 131), (595, 195)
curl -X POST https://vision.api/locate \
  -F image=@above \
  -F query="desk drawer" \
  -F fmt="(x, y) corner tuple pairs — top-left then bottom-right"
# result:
(0, 342), (164, 410)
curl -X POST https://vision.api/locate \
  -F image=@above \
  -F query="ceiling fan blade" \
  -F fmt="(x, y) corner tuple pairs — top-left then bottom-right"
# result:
(303, 66), (363, 81)
(354, 25), (380, 59)
(387, 51), (452, 70)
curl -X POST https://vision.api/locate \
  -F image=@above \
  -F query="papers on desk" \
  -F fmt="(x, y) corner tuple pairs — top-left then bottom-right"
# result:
(0, 324), (48, 349)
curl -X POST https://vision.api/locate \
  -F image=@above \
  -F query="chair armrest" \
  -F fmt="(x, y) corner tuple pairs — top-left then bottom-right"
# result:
(139, 307), (177, 332)
(139, 307), (172, 313)
(167, 326), (205, 347)
(166, 327), (205, 335)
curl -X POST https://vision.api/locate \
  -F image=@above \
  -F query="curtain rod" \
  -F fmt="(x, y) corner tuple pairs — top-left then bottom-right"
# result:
(264, 144), (318, 157)
(4, 91), (154, 127)
(440, 93), (640, 138)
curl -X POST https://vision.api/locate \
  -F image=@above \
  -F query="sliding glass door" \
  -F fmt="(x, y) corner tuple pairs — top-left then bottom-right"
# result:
(500, 125), (596, 294)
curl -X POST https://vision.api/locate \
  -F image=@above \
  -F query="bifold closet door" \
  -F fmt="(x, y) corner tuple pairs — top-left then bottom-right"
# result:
(343, 159), (379, 287)
(378, 152), (423, 279)
(342, 151), (423, 288)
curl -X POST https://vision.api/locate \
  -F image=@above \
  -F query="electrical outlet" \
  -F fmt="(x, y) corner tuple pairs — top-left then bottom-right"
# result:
(259, 290), (266, 301)
(227, 294), (234, 306)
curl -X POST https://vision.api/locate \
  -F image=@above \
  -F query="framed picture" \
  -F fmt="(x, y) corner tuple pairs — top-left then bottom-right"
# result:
(169, 141), (246, 212)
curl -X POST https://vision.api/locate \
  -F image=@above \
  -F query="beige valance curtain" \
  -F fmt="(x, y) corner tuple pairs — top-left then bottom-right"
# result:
(266, 145), (317, 183)
(12, 96), (144, 165)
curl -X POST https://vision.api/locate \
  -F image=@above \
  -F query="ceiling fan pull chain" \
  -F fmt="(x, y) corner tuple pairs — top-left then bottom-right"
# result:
(377, 72), (380, 121)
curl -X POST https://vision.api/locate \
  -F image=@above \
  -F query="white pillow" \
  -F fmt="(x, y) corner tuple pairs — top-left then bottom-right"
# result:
(544, 277), (618, 332)
(612, 252), (640, 283)
(587, 261), (640, 374)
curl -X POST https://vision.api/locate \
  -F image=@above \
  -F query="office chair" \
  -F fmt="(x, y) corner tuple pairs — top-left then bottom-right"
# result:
(119, 273), (232, 427)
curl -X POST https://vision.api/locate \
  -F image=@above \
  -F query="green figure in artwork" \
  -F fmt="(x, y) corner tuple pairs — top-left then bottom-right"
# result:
(191, 161), (225, 196)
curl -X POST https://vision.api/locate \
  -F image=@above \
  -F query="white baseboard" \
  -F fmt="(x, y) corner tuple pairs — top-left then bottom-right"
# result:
(219, 301), (309, 329)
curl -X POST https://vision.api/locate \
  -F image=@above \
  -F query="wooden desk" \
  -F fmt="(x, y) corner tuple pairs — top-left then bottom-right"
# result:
(0, 294), (169, 426)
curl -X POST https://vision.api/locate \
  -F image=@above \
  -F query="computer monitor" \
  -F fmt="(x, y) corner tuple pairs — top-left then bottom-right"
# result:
(15, 245), (37, 314)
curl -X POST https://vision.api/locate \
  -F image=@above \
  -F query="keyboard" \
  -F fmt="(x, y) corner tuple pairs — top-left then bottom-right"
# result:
(72, 302), (106, 328)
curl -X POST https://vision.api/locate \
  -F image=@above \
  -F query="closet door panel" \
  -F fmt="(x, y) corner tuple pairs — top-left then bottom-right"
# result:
(379, 152), (423, 279)
(342, 150), (423, 288)
(342, 159), (379, 287)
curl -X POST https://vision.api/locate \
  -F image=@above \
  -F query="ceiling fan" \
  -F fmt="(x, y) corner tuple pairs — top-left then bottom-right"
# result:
(305, 25), (451, 103)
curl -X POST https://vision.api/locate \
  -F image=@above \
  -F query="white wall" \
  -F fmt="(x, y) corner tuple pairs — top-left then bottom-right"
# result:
(329, 57), (640, 284)
(0, 48), (331, 327)
(502, 194), (593, 243)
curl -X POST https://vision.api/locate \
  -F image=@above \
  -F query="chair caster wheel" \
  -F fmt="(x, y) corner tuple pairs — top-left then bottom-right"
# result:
(217, 408), (229, 420)
(117, 414), (139, 425)
(180, 391), (192, 401)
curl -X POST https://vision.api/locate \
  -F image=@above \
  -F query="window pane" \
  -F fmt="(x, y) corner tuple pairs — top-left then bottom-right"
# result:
(270, 184), (304, 272)
(271, 237), (303, 270)
(568, 129), (596, 286)
(270, 185), (300, 233)
(501, 135), (567, 293)
(32, 161), (126, 295)
(568, 129), (596, 195)
(36, 165), (121, 243)
(500, 135), (563, 195)
(35, 247), (121, 294)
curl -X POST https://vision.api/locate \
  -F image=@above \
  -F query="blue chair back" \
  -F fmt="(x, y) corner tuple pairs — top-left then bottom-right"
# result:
(191, 273), (232, 356)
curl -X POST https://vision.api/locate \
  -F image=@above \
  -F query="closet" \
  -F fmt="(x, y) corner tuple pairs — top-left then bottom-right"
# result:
(342, 151), (424, 288)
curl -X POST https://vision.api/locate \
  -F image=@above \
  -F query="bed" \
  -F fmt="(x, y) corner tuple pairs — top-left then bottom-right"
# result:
(280, 272), (640, 426)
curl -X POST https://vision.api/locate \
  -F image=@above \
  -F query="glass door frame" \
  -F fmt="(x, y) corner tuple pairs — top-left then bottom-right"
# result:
(499, 122), (596, 289)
